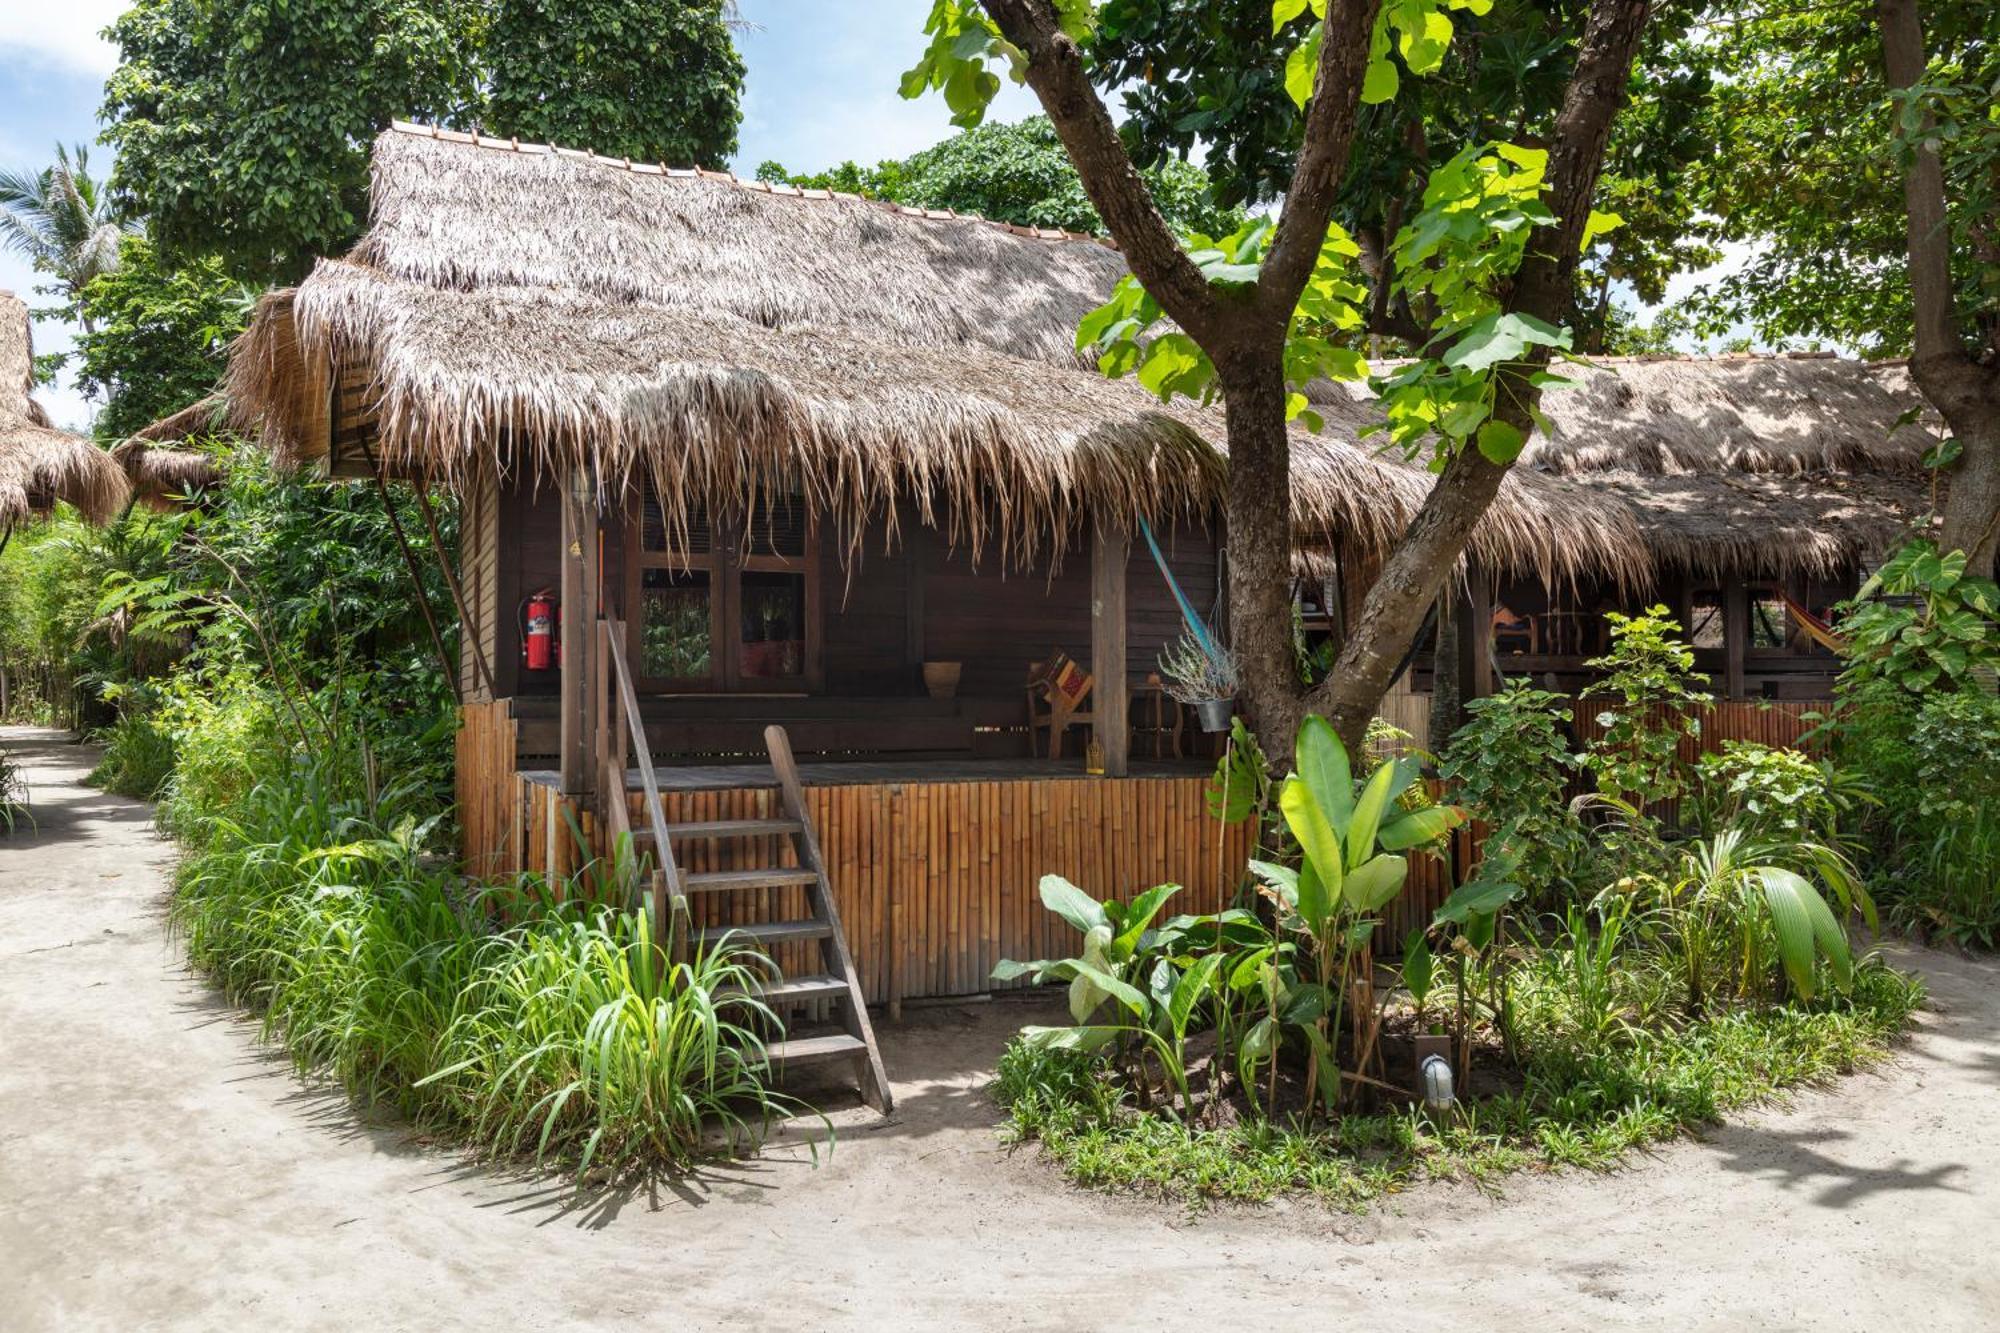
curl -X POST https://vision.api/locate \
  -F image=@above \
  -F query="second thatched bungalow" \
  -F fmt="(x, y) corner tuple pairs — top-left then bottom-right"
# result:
(222, 124), (1924, 1025)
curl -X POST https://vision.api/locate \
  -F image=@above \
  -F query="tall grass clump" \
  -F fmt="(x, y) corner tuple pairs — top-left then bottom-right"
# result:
(171, 742), (799, 1179)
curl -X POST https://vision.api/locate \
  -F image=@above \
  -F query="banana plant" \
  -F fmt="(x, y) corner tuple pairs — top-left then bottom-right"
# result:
(1247, 715), (1467, 1109)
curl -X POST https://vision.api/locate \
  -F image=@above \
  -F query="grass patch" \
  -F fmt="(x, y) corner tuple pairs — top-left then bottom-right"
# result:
(994, 961), (1923, 1209)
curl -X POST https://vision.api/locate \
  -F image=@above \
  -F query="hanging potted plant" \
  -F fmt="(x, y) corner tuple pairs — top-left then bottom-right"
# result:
(1159, 628), (1240, 732)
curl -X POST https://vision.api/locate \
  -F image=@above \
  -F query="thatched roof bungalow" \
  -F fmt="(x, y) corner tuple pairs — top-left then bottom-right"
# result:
(218, 124), (1930, 751)
(0, 291), (128, 529)
(212, 125), (1931, 1026)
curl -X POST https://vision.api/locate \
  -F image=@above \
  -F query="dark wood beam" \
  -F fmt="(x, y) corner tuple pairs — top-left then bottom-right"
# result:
(1091, 520), (1131, 777)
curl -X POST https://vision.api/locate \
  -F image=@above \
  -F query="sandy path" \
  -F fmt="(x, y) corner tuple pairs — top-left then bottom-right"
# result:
(1, 724), (1995, 1331)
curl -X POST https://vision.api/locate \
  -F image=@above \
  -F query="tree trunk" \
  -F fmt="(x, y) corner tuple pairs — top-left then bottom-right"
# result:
(1877, 0), (2000, 576)
(1219, 349), (1310, 755)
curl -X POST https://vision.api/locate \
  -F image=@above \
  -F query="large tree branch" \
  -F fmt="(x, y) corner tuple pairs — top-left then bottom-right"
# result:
(1308, 0), (1655, 748)
(982, 0), (1221, 341)
(1876, 0), (1961, 367)
(1877, 0), (2000, 575)
(1257, 0), (1386, 323)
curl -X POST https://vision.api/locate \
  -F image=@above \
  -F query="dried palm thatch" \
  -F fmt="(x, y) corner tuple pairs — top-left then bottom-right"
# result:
(1517, 355), (1932, 477)
(111, 436), (222, 510)
(0, 290), (129, 527)
(223, 124), (1922, 588)
(226, 127), (1648, 586)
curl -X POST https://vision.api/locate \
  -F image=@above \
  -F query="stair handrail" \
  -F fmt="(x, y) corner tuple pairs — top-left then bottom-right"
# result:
(600, 618), (681, 945)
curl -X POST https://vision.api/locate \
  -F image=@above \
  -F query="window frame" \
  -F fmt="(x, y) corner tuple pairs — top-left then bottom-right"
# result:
(624, 490), (822, 695)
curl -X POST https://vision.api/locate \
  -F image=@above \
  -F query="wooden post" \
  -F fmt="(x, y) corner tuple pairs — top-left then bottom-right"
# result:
(559, 468), (598, 799)
(1091, 519), (1130, 777)
(904, 522), (927, 690)
(1467, 576), (1495, 699)
(1723, 580), (1749, 701)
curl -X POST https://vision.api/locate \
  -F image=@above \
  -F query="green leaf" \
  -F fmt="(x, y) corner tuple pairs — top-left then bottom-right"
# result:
(1476, 418), (1526, 463)
(1361, 55), (1399, 104)
(1284, 25), (1323, 108)
(1345, 852), (1409, 912)
(1758, 866), (1821, 1000)
(1113, 883), (1182, 954)
(1344, 758), (1401, 870)
(1376, 804), (1467, 850)
(1294, 714), (1355, 831)
(1580, 208), (1624, 252)
(1280, 777), (1346, 925)
(1038, 874), (1107, 935)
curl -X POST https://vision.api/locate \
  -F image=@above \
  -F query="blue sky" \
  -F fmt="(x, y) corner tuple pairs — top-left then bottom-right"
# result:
(0, 3), (1734, 430)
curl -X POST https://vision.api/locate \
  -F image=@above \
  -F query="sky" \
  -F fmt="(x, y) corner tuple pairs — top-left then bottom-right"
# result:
(0, 2), (1735, 433)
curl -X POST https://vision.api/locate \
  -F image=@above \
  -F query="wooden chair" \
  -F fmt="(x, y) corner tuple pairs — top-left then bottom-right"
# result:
(1134, 672), (1185, 760)
(1026, 653), (1095, 760)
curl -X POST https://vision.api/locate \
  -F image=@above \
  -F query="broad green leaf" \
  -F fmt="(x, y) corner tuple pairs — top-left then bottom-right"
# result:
(1758, 866), (1820, 1000)
(1038, 874), (1107, 935)
(1279, 777), (1345, 919)
(1345, 852), (1409, 912)
(1344, 759), (1401, 870)
(1284, 25), (1323, 108)
(1114, 883), (1182, 954)
(1020, 1024), (1123, 1053)
(1580, 208), (1624, 251)
(1476, 418), (1526, 463)
(1376, 803), (1467, 850)
(1295, 714), (1355, 831)
(1361, 56), (1399, 104)
(1401, 930), (1434, 1005)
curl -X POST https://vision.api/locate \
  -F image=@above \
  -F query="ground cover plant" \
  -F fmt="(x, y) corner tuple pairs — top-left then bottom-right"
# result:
(167, 715), (801, 1180)
(988, 609), (1925, 1207)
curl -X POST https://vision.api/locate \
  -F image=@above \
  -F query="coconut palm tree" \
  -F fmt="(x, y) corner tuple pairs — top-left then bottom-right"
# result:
(0, 144), (131, 333)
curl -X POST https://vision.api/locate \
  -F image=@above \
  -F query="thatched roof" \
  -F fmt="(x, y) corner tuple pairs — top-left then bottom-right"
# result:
(0, 290), (128, 526)
(224, 125), (1647, 585)
(1514, 357), (1930, 576)
(222, 124), (1923, 586)
(111, 437), (221, 511)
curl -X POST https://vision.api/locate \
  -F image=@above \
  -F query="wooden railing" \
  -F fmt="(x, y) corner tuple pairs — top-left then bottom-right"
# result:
(596, 617), (680, 944)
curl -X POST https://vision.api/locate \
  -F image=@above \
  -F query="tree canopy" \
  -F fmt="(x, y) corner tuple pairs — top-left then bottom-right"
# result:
(1682, 0), (1996, 359)
(484, 0), (745, 169)
(100, 0), (744, 284)
(74, 235), (250, 442)
(1084, 0), (1719, 353)
(758, 114), (1242, 236)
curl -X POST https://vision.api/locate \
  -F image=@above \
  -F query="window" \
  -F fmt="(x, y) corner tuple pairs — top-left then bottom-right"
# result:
(1748, 586), (1795, 652)
(1688, 590), (1726, 649)
(627, 484), (819, 692)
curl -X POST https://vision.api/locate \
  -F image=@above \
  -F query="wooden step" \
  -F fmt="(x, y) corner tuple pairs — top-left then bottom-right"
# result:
(694, 919), (833, 949)
(765, 1033), (868, 1067)
(721, 974), (849, 1005)
(681, 867), (819, 893)
(663, 818), (802, 841)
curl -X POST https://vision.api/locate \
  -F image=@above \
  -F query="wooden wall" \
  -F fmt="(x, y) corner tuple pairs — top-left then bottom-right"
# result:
(455, 699), (519, 879)
(458, 470), (502, 703)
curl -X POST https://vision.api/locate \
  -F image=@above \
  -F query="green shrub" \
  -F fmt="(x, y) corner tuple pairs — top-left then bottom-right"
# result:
(1440, 681), (1590, 897)
(88, 711), (178, 799)
(1693, 740), (1856, 843)
(1581, 606), (1712, 810)
(171, 750), (800, 1179)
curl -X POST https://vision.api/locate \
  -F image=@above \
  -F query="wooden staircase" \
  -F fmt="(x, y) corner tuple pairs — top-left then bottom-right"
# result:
(595, 619), (892, 1114)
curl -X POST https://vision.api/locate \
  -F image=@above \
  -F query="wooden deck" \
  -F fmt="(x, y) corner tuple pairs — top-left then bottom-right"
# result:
(517, 756), (1215, 792)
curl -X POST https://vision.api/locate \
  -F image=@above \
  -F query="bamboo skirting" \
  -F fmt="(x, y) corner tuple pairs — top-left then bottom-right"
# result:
(453, 696), (1826, 996)
(454, 698), (518, 880)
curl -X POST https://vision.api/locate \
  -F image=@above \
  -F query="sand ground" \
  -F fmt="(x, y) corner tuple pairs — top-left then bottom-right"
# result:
(2, 724), (1996, 1331)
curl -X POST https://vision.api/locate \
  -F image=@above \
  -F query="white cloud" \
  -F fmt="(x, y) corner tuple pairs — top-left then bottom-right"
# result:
(0, 4), (126, 77)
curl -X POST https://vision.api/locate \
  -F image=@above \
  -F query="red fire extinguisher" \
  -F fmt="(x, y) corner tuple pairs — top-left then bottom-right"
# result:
(520, 590), (560, 671)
